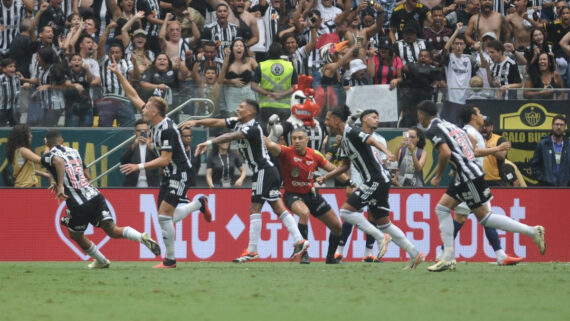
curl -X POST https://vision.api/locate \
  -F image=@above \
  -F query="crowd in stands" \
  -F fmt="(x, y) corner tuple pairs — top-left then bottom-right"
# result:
(0, 0), (569, 128)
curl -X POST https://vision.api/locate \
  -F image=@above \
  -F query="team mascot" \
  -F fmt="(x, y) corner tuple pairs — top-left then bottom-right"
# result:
(267, 74), (327, 152)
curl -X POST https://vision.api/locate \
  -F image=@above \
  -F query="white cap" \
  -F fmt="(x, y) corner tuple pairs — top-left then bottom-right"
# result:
(349, 59), (367, 75)
(481, 31), (497, 40)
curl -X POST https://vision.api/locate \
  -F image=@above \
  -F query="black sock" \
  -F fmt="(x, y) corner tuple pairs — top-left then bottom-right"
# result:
(365, 233), (375, 249)
(327, 234), (341, 259)
(339, 221), (353, 246)
(298, 223), (308, 240)
(453, 220), (464, 239)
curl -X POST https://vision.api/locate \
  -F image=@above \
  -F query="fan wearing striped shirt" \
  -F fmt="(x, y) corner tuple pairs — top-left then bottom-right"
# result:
(0, 58), (20, 126)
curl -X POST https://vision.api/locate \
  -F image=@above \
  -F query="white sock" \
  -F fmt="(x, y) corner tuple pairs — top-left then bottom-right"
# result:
(495, 249), (507, 263)
(480, 213), (535, 236)
(86, 243), (107, 263)
(279, 211), (303, 243)
(340, 209), (384, 241)
(363, 247), (373, 257)
(173, 200), (202, 223)
(158, 215), (175, 260)
(379, 223), (419, 258)
(247, 213), (262, 253)
(335, 245), (345, 256)
(122, 226), (142, 242)
(436, 204), (455, 261)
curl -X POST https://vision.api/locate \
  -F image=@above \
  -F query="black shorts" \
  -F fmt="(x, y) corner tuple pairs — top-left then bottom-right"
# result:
(63, 194), (114, 232)
(158, 172), (189, 207)
(283, 190), (332, 218)
(446, 176), (492, 209)
(346, 178), (391, 219)
(251, 167), (281, 203)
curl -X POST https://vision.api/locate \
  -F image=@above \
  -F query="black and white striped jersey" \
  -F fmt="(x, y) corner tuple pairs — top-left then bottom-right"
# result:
(99, 55), (133, 96)
(0, 0), (24, 54)
(0, 73), (20, 111)
(282, 120), (327, 152)
(201, 22), (241, 60)
(340, 124), (390, 183)
(396, 39), (429, 65)
(226, 117), (273, 173)
(289, 46), (308, 76)
(150, 116), (191, 178)
(38, 64), (65, 110)
(304, 21), (337, 73)
(41, 145), (100, 207)
(425, 118), (484, 186)
(258, 2), (279, 52)
(136, 0), (161, 36)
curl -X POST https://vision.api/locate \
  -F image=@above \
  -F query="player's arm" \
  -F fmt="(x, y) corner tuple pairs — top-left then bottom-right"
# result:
(108, 62), (145, 110)
(263, 136), (283, 157)
(468, 133), (511, 158)
(195, 131), (246, 156)
(431, 143), (451, 186)
(322, 161), (354, 187)
(316, 158), (350, 184)
(365, 136), (396, 161)
(52, 156), (68, 202)
(180, 118), (227, 129)
(120, 150), (172, 174)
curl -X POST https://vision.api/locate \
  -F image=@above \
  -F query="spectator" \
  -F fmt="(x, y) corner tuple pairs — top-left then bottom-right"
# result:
(120, 119), (160, 187)
(395, 23), (431, 65)
(121, 21), (155, 76)
(181, 126), (202, 187)
(465, 0), (505, 48)
(206, 133), (246, 188)
(63, 54), (94, 127)
(445, 0), (479, 32)
(219, 39), (258, 116)
(343, 58), (370, 87)
(251, 42), (297, 133)
(424, 6), (453, 54)
(5, 124), (45, 187)
(0, 58), (21, 126)
(140, 53), (190, 105)
(523, 52), (564, 100)
(395, 126), (427, 186)
(544, 6), (570, 59)
(503, 159), (528, 187)
(367, 37), (403, 89)
(512, 28), (553, 67)
(136, 0), (163, 54)
(227, 0), (259, 48)
(281, 27), (316, 76)
(158, 12), (199, 68)
(530, 115), (570, 186)
(108, 0), (143, 45)
(486, 39), (522, 100)
(37, 0), (66, 42)
(192, 40), (223, 80)
(201, 3), (241, 61)
(481, 118), (509, 186)
(9, 20), (38, 80)
(316, 0), (342, 23)
(389, 0), (431, 42)
(0, 0), (25, 59)
(191, 64), (222, 116)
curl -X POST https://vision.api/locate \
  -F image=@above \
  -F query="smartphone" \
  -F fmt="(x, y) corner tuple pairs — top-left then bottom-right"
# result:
(310, 16), (317, 24)
(141, 131), (147, 138)
(403, 131), (409, 139)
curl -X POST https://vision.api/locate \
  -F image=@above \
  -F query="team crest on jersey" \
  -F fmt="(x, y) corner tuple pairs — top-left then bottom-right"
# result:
(305, 160), (314, 166)
(293, 156), (302, 162)
(291, 167), (300, 177)
(271, 63), (284, 76)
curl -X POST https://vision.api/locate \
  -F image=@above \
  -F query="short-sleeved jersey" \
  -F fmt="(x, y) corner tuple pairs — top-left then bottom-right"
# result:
(463, 124), (485, 167)
(339, 124), (390, 183)
(279, 145), (328, 194)
(425, 118), (484, 186)
(226, 117), (273, 172)
(281, 120), (327, 152)
(41, 145), (100, 208)
(390, 3), (430, 39)
(151, 116), (191, 177)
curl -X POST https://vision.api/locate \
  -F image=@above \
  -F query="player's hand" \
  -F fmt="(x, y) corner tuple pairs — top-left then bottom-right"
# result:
(48, 183), (57, 194)
(180, 120), (196, 129)
(385, 152), (396, 162)
(430, 176), (441, 187)
(56, 185), (68, 204)
(195, 142), (209, 156)
(119, 163), (139, 175)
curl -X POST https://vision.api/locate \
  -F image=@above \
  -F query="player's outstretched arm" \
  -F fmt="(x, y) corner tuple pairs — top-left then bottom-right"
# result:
(52, 156), (68, 203)
(108, 63), (145, 110)
(322, 161), (354, 187)
(366, 136), (396, 161)
(180, 118), (227, 129)
(195, 131), (246, 157)
(317, 158), (350, 185)
(263, 136), (282, 157)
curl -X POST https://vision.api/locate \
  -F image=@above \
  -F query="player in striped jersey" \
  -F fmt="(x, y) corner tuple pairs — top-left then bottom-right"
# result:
(184, 99), (310, 263)
(318, 105), (425, 270)
(0, 57), (20, 126)
(417, 100), (546, 272)
(110, 62), (212, 269)
(42, 129), (162, 269)
(0, 0), (24, 57)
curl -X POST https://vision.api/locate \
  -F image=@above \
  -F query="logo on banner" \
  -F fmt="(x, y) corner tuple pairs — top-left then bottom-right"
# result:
(500, 103), (558, 130)
(54, 201), (117, 260)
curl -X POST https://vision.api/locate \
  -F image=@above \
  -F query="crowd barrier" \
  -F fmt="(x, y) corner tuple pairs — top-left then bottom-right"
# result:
(0, 188), (566, 262)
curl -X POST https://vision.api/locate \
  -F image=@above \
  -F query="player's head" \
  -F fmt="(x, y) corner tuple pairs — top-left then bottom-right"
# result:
(45, 129), (63, 148)
(291, 128), (309, 152)
(236, 99), (259, 122)
(325, 105), (351, 135)
(143, 96), (168, 123)
(460, 105), (485, 128)
(360, 109), (379, 131)
(417, 100), (438, 127)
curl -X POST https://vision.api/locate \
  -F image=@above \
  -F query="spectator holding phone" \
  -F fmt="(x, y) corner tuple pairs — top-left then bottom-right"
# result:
(395, 126), (427, 187)
(120, 119), (160, 187)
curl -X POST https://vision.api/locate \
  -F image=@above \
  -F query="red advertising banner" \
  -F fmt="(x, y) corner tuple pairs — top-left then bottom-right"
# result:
(0, 188), (567, 262)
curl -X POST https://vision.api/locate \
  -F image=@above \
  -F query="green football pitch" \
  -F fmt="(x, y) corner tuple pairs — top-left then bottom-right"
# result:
(1, 262), (568, 321)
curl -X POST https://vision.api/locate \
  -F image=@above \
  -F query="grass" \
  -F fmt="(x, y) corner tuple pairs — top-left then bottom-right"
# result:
(0, 261), (568, 321)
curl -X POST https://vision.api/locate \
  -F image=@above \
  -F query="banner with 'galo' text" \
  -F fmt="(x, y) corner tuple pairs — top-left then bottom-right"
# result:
(0, 188), (566, 262)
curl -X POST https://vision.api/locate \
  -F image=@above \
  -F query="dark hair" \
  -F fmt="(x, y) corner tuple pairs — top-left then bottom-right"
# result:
(459, 105), (478, 125)
(409, 126), (426, 149)
(75, 34), (94, 53)
(135, 119), (147, 127)
(6, 124), (32, 164)
(291, 127), (308, 136)
(38, 47), (58, 66)
(268, 42), (283, 59)
(281, 33), (297, 48)
(216, 3), (229, 10)
(152, 52), (173, 70)
(243, 99), (259, 114)
(417, 100), (438, 116)
(203, 40), (217, 48)
(204, 65), (218, 74)
(330, 105), (351, 122)
(172, 0), (187, 9)
(19, 20), (30, 33)
(1, 57), (15, 68)
(528, 52), (555, 87)
(308, 9), (321, 17)
(454, 34), (467, 43)
(553, 114), (567, 125)
(45, 129), (63, 147)
(229, 38), (249, 65)
(39, 25), (53, 34)
(210, 130), (231, 155)
(109, 40), (125, 54)
(359, 109), (378, 121)
(529, 28), (547, 51)
(431, 5), (444, 13)
(486, 39), (504, 53)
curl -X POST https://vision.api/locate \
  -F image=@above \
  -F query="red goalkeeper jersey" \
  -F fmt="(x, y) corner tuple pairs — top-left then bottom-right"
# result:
(279, 145), (328, 194)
